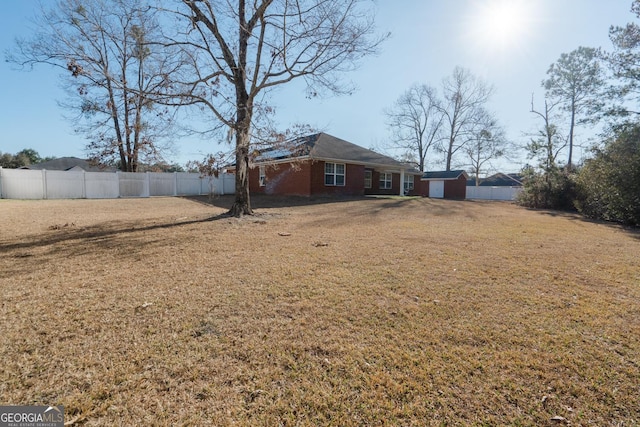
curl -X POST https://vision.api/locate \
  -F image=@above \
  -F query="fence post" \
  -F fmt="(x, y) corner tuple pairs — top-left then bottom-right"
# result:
(116, 171), (121, 198)
(174, 171), (178, 196)
(144, 171), (150, 197)
(42, 169), (48, 200)
(0, 167), (3, 199)
(82, 170), (87, 199)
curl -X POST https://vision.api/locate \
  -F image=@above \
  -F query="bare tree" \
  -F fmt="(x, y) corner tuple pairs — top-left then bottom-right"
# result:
(7, 0), (183, 172)
(543, 46), (605, 169)
(160, 0), (386, 216)
(518, 95), (574, 209)
(464, 109), (508, 186)
(528, 95), (568, 172)
(438, 66), (494, 171)
(384, 84), (443, 172)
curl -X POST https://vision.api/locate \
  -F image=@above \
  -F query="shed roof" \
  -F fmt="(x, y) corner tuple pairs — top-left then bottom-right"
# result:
(421, 170), (468, 180)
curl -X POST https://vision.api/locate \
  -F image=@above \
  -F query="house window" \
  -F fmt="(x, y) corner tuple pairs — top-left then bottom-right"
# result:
(364, 170), (372, 189)
(380, 172), (392, 189)
(325, 162), (345, 186)
(404, 174), (414, 191)
(259, 166), (266, 187)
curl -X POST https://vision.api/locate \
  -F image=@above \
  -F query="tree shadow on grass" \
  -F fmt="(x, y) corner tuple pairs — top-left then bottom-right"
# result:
(0, 195), (419, 257)
(184, 194), (385, 210)
(186, 194), (470, 214)
(0, 212), (232, 255)
(533, 208), (640, 240)
(0, 195), (483, 275)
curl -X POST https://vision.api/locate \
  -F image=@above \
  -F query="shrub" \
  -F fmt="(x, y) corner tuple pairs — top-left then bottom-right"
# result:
(575, 124), (640, 227)
(517, 166), (578, 211)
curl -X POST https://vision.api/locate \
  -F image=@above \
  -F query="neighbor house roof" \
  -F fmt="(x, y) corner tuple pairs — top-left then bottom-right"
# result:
(421, 170), (468, 180)
(256, 133), (420, 172)
(467, 173), (523, 187)
(21, 157), (115, 172)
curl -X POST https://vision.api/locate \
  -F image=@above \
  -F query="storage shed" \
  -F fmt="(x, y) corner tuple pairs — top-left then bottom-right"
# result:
(421, 170), (468, 199)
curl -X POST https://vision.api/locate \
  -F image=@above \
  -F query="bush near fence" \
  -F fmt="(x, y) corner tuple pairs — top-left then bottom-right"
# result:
(0, 168), (235, 199)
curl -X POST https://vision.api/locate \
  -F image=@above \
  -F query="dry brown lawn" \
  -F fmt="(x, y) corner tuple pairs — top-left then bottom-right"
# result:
(0, 196), (638, 426)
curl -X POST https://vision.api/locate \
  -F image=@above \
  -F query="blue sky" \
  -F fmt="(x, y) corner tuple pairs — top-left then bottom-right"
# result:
(0, 1), (635, 172)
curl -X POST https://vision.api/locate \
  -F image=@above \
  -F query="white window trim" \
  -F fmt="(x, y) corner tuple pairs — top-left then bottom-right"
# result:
(259, 166), (266, 187)
(403, 174), (414, 191)
(380, 172), (392, 190)
(364, 170), (372, 189)
(325, 162), (346, 187)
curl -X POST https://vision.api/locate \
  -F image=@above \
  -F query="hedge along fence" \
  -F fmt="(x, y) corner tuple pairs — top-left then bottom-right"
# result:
(0, 168), (235, 199)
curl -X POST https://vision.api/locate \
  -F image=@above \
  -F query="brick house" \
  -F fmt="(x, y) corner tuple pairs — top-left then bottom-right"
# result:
(248, 133), (427, 197)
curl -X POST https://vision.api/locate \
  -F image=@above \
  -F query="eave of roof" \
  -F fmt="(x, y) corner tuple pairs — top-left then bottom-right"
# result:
(421, 170), (469, 181)
(254, 154), (422, 173)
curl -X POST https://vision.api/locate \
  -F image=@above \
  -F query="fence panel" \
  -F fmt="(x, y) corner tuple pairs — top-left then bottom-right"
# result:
(0, 169), (235, 199)
(0, 169), (44, 199)
(223, 174), (235, 195)
(200, 176), (218, 195)
(118, 172), (149, 197)
(176, 173), (201, 195)
(149, 172), (176, 196)
(85, 172), (119, 198)
(45, 170), (85, 199)
(466, 186), (522, 201)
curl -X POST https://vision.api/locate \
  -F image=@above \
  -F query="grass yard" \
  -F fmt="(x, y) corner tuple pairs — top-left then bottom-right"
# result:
(0, 196), (638, 426)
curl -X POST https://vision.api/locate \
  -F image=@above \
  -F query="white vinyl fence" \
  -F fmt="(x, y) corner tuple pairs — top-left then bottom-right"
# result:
(0, 168), (234, 199)
(466, 186), (522, 201)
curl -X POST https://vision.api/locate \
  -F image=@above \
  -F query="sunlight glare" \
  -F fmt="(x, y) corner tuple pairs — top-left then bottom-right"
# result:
(467, 0), (537, 54)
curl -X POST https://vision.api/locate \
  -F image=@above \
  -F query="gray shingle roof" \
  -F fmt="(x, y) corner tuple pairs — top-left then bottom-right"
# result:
(473, 173), (523, 187)
(308, 133), (404, 167)
(21, 157), (115, 172)
(256, 133), (419, 172)
(421, 170), (468, 180)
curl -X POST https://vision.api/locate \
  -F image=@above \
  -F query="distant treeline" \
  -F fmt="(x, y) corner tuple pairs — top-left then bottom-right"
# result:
(0, 148), (187, 173)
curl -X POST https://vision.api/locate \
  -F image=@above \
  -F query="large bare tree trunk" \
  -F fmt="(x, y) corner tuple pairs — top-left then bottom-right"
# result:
(229, 127), (253, 216)
(227, 0), (253, 217)
(446, 138), (454, 171)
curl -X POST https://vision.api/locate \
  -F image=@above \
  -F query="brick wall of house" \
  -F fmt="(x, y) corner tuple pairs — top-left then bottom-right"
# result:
(249, 159), (429, 197)
(249, 161), (312, 196)
(413, 178), (429, 197)
(309, 161), (365, 196)
(365, 169), (395, 196)
(444, 175), (467, 199)
(365, 170), (427, 196)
